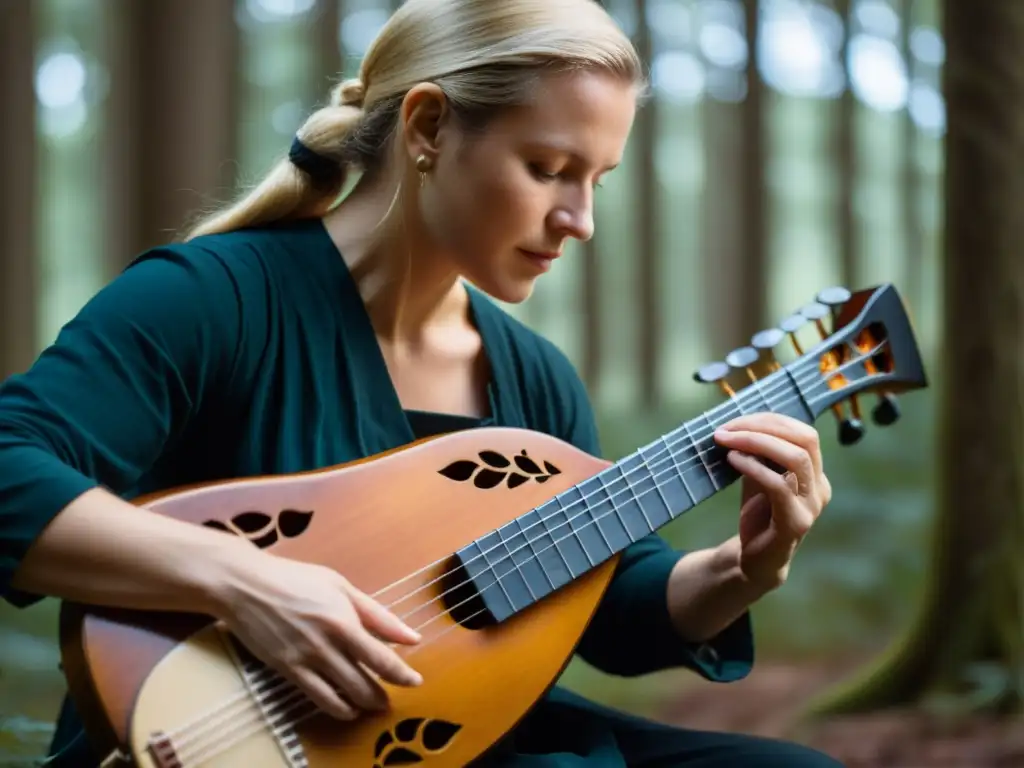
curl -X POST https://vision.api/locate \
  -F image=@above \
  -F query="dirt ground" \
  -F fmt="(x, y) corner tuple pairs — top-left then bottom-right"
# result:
(656, 660), (1024, 768)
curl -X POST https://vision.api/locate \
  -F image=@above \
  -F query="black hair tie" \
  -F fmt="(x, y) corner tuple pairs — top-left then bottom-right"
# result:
(288, 136), (342, 186)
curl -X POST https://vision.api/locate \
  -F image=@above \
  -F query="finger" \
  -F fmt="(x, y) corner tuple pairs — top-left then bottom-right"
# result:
(727, 451), (791, 498)
(338, 624), (424, 687)
(819, 473), (833, 506)
(727, 452), (814, 538)
(737, 490), (772, 544)
(716, 414), (823, 476)
(715, 429), (816, 496)
(289, 666), (360, 721)
(316, 646), (390, 712)
(348, 588), (422, 646)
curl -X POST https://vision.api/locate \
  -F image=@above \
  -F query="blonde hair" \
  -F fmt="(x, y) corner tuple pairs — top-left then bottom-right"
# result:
(185, 0), (644, 240)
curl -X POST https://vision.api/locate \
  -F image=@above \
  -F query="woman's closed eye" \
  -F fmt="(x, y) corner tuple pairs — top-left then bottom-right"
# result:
(527, 163), (604, 188)
(528, 163), (560, 182)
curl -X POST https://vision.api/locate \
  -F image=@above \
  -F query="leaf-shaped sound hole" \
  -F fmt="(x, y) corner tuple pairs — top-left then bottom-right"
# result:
(373, 717), (462, 768)
(251, 529), (279, 548)
(478, 450), (510, 468)
(421, 720), (462, 751)
(474, 469), (507, 489)
(232, 511), (272, 533)
(438, 460), (477, 482)
(514, 454), (542, 474)
(437, 449), (562, 491)
(277, 509), (313, 538)
(394, 718), (424, 742)
(200, 508), (316, 550)
(374, 732), (394, 756)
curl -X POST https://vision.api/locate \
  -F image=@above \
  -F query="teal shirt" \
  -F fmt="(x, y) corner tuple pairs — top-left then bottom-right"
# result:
(0, 219), (753, 766)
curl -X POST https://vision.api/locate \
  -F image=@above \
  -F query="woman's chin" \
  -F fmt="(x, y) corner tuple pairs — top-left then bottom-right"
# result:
(490, 279), (539, 305)
(464, 272), (539, 305)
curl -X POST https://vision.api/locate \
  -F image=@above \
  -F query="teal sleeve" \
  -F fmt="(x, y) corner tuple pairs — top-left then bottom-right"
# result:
(546, 351), (754, 682)
(0, 246), (243, 607)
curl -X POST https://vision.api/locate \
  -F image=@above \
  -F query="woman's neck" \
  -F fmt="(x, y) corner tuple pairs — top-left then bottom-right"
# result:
(321, 174), (466, 345)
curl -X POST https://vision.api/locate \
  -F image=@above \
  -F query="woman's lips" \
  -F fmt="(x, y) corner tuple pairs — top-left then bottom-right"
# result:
(519, 249), (560, 270)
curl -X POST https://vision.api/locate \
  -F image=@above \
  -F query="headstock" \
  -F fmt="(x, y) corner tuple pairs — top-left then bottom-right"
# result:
(694, 284), (928, 446)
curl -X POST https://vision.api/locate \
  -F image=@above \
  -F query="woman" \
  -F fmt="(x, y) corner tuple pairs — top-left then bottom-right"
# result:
(0, 0), (842, 765)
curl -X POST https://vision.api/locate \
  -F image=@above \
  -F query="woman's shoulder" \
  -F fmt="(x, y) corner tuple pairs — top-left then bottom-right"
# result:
(128, 220), (319, 285)
(101, 220), (339, 333)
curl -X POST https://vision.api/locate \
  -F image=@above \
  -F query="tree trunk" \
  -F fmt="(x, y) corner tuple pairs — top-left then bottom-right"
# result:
(634, 0), (660, 408)
(0, 0), (37, 380)
(835, 0), (857, 290)
(737, 0), (767, 336)
(103, 0), (240, 273)
(700, 0), (767, 356)
(310, 0), (343, 106)
(810, 0), (1024, 716)
(899, 0), (923, 309)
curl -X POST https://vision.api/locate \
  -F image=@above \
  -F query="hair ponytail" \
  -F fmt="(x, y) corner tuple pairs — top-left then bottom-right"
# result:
(184, 82), (365, 240)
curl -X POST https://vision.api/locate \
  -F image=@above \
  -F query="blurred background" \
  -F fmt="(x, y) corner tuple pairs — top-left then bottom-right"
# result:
(1, 0), (1019, 766)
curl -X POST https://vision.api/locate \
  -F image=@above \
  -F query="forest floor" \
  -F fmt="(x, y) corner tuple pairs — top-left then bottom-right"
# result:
(656, 658), (1024, 768)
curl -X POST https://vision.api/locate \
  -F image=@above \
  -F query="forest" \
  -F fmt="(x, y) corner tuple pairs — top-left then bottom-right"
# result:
(0, 1), (1021, 766)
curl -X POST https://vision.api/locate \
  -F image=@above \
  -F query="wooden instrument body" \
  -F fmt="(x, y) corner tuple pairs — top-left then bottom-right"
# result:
(58, 284), (930, 766)
(60, 427), (618, 767)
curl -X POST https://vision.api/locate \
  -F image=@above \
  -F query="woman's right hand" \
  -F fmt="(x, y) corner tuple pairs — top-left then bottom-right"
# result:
(215, 550), (424, 721)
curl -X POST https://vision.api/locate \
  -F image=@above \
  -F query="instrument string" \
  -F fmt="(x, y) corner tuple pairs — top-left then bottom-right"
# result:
(174, 606), (486, 766)
(369, 355), (820, 613)
(166, 349), (882, 765)
(376, 353), (851, 617)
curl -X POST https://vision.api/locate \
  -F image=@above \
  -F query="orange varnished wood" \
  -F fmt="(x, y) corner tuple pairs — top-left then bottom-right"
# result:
(57, 284), (930, 764)
(59, 427), (618, 765)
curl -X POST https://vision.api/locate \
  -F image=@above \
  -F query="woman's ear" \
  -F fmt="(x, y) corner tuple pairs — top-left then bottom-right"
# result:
(400, 82), (449, 166)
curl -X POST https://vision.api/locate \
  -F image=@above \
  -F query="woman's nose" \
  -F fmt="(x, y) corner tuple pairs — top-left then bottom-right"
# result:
(550, 198), (594, 242)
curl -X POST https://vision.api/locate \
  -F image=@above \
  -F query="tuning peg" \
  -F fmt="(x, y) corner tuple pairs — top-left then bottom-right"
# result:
(872, 392), (901, 425)
(694, 360), (735, 397)
(779, 314), (808, 355)
(819, 286), (851, 319)
(750, 328), (785, 372)
(826, 391), (866, 445)
(816, 286), (852, 330)
(817, 286), (852, 305)
(725, 346), (761, 384)
(838, 417), (866, 445)
(799, 302), (831, 340)
(836, 383), (866, 445)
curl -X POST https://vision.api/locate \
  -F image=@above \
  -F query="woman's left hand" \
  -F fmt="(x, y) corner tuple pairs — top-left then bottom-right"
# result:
(713, 413), (832, 591)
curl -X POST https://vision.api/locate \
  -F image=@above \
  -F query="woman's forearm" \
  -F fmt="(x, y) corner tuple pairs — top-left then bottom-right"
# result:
(665, 535), (769, 643)
(9, 486), (254, 618)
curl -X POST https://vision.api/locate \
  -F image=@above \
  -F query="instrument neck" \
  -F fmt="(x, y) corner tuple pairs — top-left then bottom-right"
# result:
(461, 364), (817, 623)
